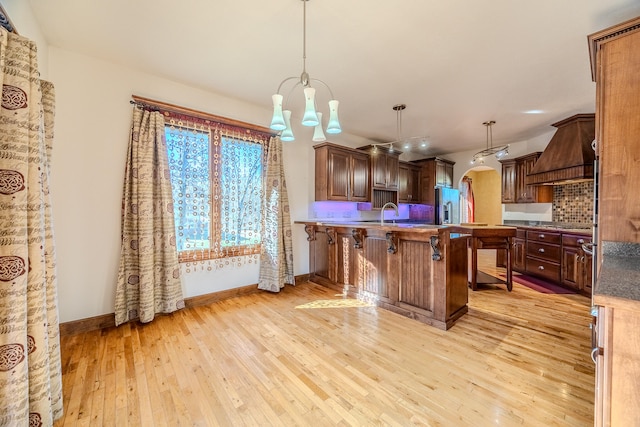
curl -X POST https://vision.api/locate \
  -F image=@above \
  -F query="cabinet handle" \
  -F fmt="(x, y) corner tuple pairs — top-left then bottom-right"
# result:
(577, 239), (585, 244)
(575, 254), (580, 260)
(538, 265), (545, 270)
(590, 347), (604, 364)
(538, 248), (545, 253)
(581, 256), (585, 262)
(539, 234), (545, 239)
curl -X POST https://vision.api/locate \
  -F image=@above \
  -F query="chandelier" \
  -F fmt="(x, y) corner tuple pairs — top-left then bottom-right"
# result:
(269, 0), (341, 142)
(471, 120), (509, 164)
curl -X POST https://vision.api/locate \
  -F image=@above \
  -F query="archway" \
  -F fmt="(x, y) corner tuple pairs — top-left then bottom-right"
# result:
(458, 166), (502, 226)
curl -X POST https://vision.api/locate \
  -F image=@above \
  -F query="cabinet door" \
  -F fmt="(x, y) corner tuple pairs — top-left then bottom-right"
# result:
(371, 153), (389, 188)
(501, 161), (517, 203)
(582, 252), (593, 293)
(516, 157), (534, 203)
(517, 156), (552, 203)
(512, 238), (527, 271)
(386, 155), (399, 190)
(350, 152), (370, 201)
(598, 29), (640, 243)
(326, 149), (350, 200)
(398, 164), (410, 202)
(409, 167), (421, 202)
(561, 246), (581, 290)
(435, 161), (453, 187)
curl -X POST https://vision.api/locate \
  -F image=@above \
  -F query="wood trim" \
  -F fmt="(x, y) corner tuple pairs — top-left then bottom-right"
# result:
(131, 95), (275, 136)
(588, 16), (640, 81)
(58, 275), (310, 336)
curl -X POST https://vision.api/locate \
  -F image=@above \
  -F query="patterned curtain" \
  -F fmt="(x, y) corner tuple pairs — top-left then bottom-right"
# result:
(461, 176), (475, 223)
(0, 29), (63, 425)
(115, 108), (184, 326)
(258, 136), (294, 292)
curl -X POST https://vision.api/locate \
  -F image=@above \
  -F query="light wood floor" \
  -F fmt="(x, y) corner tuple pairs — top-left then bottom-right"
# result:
(55, 252), (594, 426)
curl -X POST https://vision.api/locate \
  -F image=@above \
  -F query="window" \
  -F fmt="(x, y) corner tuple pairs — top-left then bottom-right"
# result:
(165, 120), (266, 263)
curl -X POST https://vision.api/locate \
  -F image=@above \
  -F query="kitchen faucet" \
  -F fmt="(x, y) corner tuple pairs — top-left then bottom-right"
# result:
(380, 202), (399, 225)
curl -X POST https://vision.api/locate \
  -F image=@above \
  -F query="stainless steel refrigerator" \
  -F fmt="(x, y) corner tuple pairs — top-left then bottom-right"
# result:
(435, 186), (460, 225)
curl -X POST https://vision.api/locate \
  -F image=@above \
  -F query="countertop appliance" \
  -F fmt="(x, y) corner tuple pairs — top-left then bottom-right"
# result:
(435, 186), (460, 225)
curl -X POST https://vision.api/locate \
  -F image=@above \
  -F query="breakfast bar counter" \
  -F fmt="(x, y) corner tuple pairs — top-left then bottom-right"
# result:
(297, 221), (469, 330)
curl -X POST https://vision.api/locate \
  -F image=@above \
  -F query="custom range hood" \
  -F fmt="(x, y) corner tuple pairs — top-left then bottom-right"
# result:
(526, 114), (596, 185)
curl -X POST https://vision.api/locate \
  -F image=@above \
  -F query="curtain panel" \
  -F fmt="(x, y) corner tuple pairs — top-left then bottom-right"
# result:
(0, 28), (63, 425)
(258, 136), (295, 292)
(461, 176), (475, 223)
(115, 108), (185, 326)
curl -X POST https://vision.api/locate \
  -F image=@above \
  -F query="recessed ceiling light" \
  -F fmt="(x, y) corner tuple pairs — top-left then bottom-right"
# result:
(523, 109), (544, 114)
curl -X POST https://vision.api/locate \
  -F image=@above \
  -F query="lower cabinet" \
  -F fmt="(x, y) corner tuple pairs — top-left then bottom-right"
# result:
(525, 230), (562, 283)
(561, 233), (593, 292)
(594, 303), (640, 426)
(499, 227), (592, 295)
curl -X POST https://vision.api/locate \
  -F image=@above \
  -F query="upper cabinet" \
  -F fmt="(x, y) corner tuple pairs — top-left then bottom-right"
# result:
(500, 153), (552, 204)
(364, 147), (399, 191)
(589, 16), (640, 244)
(412, 157), (455, 206)
(314, 143), (370, 202)
(358, 146), (400, 208)
(398, 161), (421, 203)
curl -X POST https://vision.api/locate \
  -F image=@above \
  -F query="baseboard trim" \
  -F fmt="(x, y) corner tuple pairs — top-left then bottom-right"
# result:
(58, 274), (310, 337)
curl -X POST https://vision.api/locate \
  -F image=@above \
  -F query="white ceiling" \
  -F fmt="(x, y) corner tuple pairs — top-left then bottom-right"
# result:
(26, 0), (640, 155)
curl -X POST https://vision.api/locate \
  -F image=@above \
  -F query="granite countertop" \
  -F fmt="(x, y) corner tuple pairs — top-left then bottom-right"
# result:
(594, 241), (640, 305)
(503, 220), (592, 235)
(295, 220), (445, 232)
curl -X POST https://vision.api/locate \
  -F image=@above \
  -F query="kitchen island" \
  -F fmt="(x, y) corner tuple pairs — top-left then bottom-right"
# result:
(298, 221), (469, 330)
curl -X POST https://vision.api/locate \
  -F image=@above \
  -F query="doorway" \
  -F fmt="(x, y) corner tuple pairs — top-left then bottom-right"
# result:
(459, 167), (502, 226)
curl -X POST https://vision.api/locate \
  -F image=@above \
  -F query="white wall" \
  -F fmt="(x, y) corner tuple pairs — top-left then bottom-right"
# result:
(4, 3), (375, 322)
(4, 4), (559, 323)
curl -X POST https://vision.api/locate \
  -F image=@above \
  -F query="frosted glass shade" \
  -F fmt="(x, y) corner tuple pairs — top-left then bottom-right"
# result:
(280, 110), (295, 142)
(326, 100), (341, 134)
(312, 112), (326, 142)
(270, 94), (286, 131)
(301, 87), (319, 127)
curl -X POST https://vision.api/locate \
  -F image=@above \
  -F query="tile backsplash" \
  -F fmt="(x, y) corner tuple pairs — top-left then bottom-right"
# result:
(552, 181), (594, 224)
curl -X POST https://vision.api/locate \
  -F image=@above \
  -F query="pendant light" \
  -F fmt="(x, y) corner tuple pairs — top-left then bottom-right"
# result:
(471, 120), (509, 164)
(269, 0), (341, 142)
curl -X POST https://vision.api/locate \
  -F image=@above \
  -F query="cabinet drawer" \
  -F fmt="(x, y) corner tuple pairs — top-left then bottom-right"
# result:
(526, 257), (561, 282)
(562, 233), (591, 247)
(527, 241), (561, 261)
(526, 230), (561, 244)
(516, 229), (526, 239)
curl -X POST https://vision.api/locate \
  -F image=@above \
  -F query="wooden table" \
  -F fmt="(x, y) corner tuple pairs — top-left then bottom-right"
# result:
(450, 225), (517, 291)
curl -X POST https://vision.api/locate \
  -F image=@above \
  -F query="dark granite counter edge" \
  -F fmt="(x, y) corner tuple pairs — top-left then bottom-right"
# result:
(595, 242), (640, 304)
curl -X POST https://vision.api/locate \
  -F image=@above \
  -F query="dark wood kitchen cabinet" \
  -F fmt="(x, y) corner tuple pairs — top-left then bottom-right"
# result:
(314, 142), (369, 202)
(398, 161), (421, 203)
(358, 145), (400, 208)
(561, 233), (592, 293)
(500, 153), (552, 204)
(525, 229), (561, 283)
(512, 232), (527, 272)
(412, 157), (455, 206)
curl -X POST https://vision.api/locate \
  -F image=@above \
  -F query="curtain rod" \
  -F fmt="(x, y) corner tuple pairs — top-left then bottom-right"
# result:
(130, 95), (275, 136)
